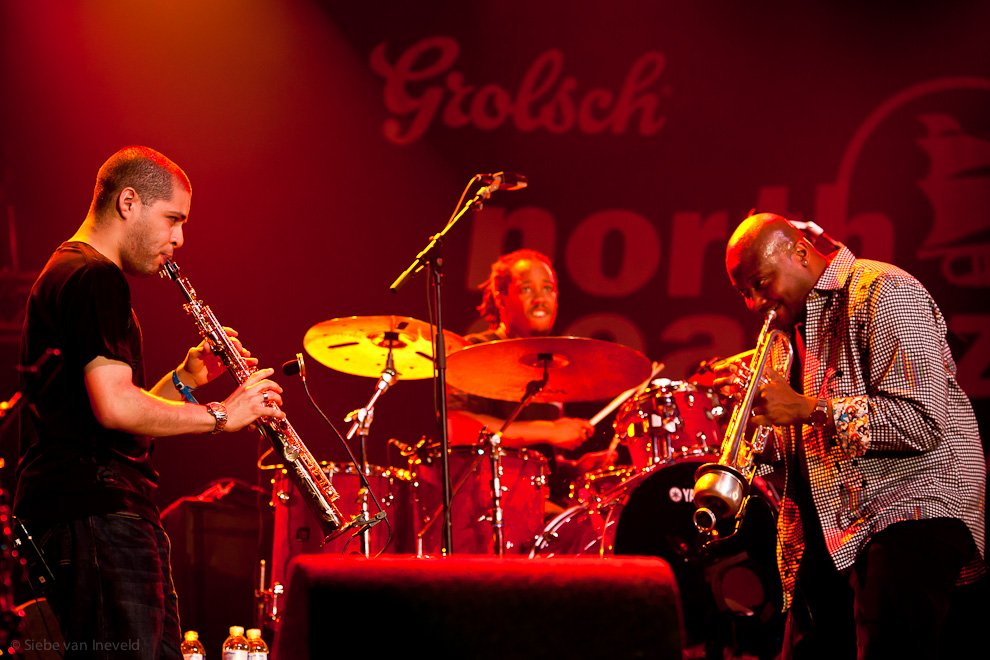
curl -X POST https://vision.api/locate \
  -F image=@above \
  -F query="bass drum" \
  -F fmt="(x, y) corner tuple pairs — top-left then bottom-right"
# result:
(532, 455), (783, 657)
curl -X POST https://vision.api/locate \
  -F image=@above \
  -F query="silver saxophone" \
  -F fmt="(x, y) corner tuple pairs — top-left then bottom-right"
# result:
(162, 259), (347, 541)
(692, 309), (793, 540)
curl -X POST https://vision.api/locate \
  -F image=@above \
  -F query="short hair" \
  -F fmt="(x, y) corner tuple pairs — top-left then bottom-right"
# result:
(476, 249), (555, 329)
(89, 146), (190, 219)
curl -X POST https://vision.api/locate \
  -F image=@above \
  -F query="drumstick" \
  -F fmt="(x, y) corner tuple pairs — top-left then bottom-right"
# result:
(589, 361), (665, 427)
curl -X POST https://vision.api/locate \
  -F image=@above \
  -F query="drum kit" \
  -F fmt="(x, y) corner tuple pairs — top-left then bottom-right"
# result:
(266, 313), (783, 651)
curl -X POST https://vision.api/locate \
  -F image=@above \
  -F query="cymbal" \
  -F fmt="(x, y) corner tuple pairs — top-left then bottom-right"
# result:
(303, 315), (466, 380)
(446, 336), (651, 403)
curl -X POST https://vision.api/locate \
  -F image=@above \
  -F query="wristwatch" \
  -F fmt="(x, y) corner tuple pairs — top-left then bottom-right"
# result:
(808, 397), (829, 428)
(205, 402), (228, 434)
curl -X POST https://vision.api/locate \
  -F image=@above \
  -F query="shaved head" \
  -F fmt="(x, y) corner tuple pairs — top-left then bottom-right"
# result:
(726, 213), (803, 275)
(724, 213), (827, 328)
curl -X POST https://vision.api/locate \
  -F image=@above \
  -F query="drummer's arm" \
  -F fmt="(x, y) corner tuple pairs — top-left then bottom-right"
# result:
(447, 409), (591, 451)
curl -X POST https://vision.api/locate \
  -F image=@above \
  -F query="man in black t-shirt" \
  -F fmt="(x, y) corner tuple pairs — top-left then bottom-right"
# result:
(16, 146), (286, 659)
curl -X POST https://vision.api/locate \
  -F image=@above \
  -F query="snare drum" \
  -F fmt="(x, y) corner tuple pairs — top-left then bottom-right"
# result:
(411, 444), (548, 556)
(613, 379), (726, 469)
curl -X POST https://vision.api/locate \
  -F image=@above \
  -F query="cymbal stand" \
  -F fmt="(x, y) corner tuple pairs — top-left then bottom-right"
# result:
(485, 355), (551, 557)
(344, 346), (399, 556)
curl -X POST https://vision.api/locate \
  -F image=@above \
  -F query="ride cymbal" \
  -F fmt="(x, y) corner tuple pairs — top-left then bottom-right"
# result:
(446, 336), (651, 402)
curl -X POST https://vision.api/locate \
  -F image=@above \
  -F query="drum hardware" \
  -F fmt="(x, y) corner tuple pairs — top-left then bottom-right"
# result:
(255, 559), (284, 629)
(389, 435), (430, 458)
(341, 346), (400, 557)
(692, 310), (793, 544)
(480, 355), (552, 557)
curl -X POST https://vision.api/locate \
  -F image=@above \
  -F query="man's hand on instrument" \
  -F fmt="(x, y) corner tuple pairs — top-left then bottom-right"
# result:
(221, 368), (285, 432)
(751, 368), (811, 427)
(178, 326), (258, 388)
(548, 417), (595, 451)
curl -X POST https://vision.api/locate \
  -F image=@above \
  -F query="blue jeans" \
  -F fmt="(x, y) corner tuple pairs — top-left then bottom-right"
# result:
(32, 513), (182, 659)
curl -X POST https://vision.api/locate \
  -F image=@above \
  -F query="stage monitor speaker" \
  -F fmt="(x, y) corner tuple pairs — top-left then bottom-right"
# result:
(273, 555), (683, 659)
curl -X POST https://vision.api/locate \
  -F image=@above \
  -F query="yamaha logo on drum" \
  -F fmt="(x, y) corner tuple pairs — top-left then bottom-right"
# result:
(669, 486), (694, 503)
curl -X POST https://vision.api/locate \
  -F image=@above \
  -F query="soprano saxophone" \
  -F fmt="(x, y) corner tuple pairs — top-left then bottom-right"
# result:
(162, 259), (348, 541)
(692, 309), (793, 540)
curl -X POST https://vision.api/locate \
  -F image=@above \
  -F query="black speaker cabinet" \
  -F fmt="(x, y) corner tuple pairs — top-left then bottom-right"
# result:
(273, 555), (683, 659)
(161, 480), (273, 655)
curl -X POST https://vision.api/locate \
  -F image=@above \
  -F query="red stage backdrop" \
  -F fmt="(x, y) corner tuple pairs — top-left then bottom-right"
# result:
(2, 1), (988, 510)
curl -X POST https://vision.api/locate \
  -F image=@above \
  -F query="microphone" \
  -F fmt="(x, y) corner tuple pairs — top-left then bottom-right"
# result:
(478, 172), (528, 193)
(282, 352), (307, 380)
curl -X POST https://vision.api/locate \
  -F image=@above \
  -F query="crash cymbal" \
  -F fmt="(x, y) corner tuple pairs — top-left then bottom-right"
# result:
(303, 315), (466, 380)
(446, 336), (651, 403)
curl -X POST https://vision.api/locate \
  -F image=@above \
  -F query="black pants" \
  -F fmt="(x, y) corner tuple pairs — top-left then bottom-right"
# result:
(782, 517), (977, 660)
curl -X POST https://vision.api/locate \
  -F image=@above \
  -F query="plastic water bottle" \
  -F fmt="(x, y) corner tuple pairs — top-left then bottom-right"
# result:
(221, 626), (249, 660)
(181, 630), (206, 660)
(245, 628), (269, 660)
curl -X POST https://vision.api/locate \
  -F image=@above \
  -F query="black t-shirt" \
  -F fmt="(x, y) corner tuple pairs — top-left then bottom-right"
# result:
(14, 242), (160, 525)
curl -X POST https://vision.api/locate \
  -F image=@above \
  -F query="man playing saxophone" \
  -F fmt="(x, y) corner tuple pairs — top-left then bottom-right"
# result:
(14, 146), (285, 658)
(717, 212), (985, 659)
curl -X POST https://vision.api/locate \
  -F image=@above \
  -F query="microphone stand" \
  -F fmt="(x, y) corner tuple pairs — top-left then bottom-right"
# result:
(344, 347), (399, 557)
(389, 177), (501, 555)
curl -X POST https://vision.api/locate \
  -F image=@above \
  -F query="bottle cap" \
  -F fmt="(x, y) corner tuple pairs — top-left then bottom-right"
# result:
(229, 625), (245, 635)
(246, 629), (262, 639)
(183, 630), (199, 641)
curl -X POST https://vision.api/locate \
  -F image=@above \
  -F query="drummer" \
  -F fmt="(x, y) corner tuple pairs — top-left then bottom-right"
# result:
(447, 249), (616, 512)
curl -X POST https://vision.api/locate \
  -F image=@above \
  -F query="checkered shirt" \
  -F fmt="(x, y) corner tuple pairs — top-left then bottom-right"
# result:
(768, 247), (986, 610)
